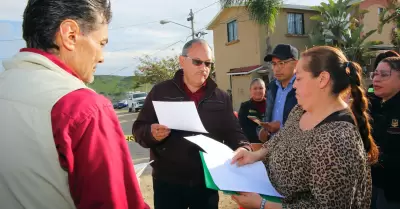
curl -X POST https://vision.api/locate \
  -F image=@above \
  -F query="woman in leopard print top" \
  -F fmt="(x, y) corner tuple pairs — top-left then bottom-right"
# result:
(232, 46), (379, 209)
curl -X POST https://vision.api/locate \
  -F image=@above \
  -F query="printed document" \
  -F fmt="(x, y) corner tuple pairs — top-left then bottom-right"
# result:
(184, 135), (282, 198)
(153, 101), (208, 133)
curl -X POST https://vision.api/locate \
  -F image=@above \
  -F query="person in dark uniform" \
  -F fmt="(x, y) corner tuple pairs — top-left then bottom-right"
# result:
(238, 78), (266, 143)
(370, 57), (400, 209)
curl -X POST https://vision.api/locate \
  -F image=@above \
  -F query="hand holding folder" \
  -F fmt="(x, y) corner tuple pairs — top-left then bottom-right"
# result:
(184, 135), (282, 203)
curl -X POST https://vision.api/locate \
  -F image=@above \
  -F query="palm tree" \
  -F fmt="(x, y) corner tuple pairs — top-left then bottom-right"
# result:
(378, 0), (400, 52)
(219, 0), (282, 55)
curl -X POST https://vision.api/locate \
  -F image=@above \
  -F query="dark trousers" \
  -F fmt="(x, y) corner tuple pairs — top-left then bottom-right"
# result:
(153, 178), (219, 209)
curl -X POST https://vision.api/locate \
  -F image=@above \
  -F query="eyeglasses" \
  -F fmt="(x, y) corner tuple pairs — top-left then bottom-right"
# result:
(370, 70), (392, 81)
(271, 59), (294, 69)
(184, 56), (214, 68)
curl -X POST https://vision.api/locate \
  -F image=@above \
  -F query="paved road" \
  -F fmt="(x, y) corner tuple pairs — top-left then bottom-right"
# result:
(116, 109), (150, 164)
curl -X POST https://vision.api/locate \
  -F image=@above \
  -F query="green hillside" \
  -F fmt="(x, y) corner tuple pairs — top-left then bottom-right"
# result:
(88, 75), (152, 102)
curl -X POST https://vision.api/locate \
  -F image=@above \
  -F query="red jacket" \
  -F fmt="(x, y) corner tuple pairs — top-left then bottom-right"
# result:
(23, 48), (149, 209)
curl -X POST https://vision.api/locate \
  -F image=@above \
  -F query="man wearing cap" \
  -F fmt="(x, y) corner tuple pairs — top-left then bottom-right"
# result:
(258, 44), (299, 141)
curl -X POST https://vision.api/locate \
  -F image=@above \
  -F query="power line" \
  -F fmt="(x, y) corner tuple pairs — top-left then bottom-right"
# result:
(0, 38), (23, 42)
(109, 21), (159, 30)
(150, 39), (185, 56)
(194, 1), (220, 14)
(109, 1), (220, 30)
(105, 35), (188, 76)
(108, 63), (137, 76)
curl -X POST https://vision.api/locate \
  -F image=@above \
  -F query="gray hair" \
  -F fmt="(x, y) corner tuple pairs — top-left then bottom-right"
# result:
(250, 78), (266, 88)
(181, 39), (212, 56)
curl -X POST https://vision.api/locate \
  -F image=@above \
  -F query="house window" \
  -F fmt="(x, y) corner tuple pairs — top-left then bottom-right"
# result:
(227, 20), (238, 42)
(287, 13), (304, 35)
(378, 7), (384, 16)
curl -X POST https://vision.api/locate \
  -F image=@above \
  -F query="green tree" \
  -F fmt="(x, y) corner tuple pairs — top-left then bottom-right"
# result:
(136, 55), (179, 84)
(378, 0), (400, 52)
(132, 82), (142, 91)
(342, 24), (380, 66)
(310, 0), (380, 65)
(310, 0), (369, 47)
(219, 0), (282, 54)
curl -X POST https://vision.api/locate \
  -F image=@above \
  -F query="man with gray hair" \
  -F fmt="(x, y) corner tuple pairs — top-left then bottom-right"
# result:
(132, 39), (251, 209)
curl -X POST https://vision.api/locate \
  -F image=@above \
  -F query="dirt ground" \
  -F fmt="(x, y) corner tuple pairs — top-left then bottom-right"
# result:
(139, 174), (239, 209)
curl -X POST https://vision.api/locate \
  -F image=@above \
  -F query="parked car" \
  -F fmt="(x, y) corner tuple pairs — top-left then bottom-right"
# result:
(127, 92), (147, 112)
(113, 102), (119, 109)
(116, 100), (128, 109)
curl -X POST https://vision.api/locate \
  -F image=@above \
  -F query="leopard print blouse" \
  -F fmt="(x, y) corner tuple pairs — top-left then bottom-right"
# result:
(263, 105), (371, 209)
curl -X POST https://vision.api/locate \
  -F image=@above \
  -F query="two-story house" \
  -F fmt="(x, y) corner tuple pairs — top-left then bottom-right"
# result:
(207, 4), (318, 110)
(207, 0), (393, 110)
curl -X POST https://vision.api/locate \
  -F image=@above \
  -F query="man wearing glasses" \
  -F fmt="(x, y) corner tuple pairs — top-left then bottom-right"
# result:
(132, 39), (251, 209)
(258, 44), (298, 141)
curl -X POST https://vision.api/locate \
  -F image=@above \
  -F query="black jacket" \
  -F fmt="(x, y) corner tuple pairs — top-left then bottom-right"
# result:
(238, 100), (265, 143)
(370, 92), (400, 202)
(132, 70), (250, 186)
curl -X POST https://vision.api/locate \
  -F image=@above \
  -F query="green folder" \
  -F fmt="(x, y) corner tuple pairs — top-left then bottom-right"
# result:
(199, 152), (282, 203)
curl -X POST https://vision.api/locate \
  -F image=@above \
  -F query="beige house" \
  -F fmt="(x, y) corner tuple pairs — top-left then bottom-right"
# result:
(359, 0), (392, 46)
(207, 1), (393, 110)
(207, 4), (319, 110)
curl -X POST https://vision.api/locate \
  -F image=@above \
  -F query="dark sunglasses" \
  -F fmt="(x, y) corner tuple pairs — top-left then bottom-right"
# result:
(184, 56), (214, 68)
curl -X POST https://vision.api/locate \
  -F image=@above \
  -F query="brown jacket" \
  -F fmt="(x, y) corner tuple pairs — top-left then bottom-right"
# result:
(132, 69), (250, 186)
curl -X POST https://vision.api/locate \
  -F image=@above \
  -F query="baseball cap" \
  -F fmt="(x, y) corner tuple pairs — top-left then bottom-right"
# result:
(264, 44), (299, 62)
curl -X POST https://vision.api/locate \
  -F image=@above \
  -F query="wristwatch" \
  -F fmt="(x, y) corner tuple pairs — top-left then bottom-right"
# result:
(260, 198), (267, 209)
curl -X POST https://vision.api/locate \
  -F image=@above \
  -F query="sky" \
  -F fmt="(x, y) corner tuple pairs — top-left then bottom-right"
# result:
(0, 0), (325, 76)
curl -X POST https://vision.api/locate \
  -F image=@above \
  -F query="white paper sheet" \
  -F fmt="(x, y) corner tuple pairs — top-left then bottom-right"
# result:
(184, 135), (283, 198)
(152, 101), (208, 133)
(184, 134), (233, 155)
(134, 160), (154, 178)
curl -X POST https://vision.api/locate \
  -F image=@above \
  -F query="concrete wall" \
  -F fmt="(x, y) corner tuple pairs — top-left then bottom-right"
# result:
(231, 74), (252, 110)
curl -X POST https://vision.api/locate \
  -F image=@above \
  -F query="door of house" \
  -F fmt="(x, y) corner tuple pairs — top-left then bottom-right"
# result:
(262, 74), (269, 85)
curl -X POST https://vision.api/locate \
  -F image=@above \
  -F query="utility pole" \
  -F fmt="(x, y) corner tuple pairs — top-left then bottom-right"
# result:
(187, 9), (195, 40)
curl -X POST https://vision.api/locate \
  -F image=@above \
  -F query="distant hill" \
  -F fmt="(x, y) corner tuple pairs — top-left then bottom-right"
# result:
(88, 75), (152, 102)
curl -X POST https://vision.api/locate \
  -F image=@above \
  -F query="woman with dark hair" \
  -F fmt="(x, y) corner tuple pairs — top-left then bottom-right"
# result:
(374, 51), (400, 70)
(238, 78), (266, 144)
(368, 50), (400, 94)
(369, 57), (400, 209)
(231, 46), (378, 209)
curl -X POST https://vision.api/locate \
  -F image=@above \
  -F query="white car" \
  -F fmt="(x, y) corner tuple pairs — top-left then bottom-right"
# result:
(127, 92), (147, 113)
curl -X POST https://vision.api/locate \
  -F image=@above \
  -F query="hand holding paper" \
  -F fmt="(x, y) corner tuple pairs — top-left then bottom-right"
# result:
(150, 124), (170, 141)
(184, 135), (282, 199)
(152, 101), (208, 133)
(231, 148), (262, 167)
